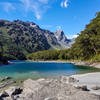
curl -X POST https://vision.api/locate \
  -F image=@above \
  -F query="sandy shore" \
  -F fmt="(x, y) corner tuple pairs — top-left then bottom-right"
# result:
(71, 72), (100, 95)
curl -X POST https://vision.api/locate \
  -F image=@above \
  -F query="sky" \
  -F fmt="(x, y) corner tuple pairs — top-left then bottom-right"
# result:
(0, 0), (100, 39)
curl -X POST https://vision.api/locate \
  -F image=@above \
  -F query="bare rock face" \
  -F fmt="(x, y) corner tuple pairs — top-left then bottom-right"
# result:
(54, 30), (75, 48)
(54, 30), (68, 42)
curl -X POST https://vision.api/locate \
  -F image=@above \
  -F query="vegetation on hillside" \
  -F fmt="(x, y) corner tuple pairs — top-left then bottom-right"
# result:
(27, 50), (59, 60)
(26, 49), (71, 61)
(0, 42), (8, 64)
(27, 12), (100, 62)
(70, 12), (100, 61)
(0, 20), (51, 60)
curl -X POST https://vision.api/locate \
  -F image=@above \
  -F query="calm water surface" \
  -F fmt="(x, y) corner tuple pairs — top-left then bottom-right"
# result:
(0, 60), (100, 80)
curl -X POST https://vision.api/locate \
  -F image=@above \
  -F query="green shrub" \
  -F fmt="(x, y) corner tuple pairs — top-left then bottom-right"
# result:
(92, 54), (100, 62)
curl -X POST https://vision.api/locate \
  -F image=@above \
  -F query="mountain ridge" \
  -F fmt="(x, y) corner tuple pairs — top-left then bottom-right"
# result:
(0, 19), (74, 59)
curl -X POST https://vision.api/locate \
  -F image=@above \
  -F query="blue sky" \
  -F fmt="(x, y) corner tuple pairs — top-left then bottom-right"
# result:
(0, 0), (100, 38)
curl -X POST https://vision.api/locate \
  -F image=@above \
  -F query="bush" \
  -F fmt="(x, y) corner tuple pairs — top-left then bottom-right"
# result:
(92, 54), (100, 62)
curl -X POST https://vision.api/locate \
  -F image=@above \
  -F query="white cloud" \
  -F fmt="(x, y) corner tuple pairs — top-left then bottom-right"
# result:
(38, 0), (48, 4)
(72, 34), (78, 38)
(20, 0), (53, 20)
(36, 15), (41, 20)
(60, 2), (64, 8)
(56, 26), (62, 30)
(0, 2), (15, 12)
(20, 0), (30, 11)
(61, 0), (69, 8)
(67, 34), (78, 39)
(0, 0), (53, 20)
(0, 0), (69, 20)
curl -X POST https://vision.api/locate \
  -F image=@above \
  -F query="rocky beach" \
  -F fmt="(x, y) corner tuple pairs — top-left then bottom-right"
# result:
(69, 61), (100, 69)
(0, 72), (100, 100)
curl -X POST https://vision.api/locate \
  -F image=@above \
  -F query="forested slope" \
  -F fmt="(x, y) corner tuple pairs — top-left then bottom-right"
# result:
(0, 20), (52, 59)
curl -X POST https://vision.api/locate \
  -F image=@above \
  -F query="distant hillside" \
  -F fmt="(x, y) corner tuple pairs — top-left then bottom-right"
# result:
(0, 20), (74, 59)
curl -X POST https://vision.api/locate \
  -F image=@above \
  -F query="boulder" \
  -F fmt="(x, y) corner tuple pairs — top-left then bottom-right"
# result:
(0, 91), (9, 98)
(18, 78), (99, 100)
(0, 76), (12, 82)
(74, 85), (89, 91)
(0, 80), (16, 89)
(92, 86), (100, 90)
(5, 86), (23, 96)
(0, 87), (22, 100)
(81, 85), (89, 91)
(60, 76), (79, 84)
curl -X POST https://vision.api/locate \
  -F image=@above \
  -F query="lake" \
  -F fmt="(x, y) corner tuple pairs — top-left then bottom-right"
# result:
(0, 60), (100, 80)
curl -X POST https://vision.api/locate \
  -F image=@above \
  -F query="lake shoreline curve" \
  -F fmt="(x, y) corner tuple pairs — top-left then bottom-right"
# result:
(28, 60), (100, 69)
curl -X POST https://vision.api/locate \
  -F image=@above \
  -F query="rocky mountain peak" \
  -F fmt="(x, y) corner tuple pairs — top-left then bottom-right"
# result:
(54, 29), (75, 48)
(54, 29), (67, 42)
(56, 29), (64, 35)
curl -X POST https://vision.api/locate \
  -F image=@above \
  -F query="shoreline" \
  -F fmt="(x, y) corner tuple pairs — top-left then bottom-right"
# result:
(71, 61), (100, 69)
(1, 72), (100, 99)
(1, 60), (100, 83)
(3, 60), (100, 69)
(27, 60), (100, 69)
(27, 60), (68, 63)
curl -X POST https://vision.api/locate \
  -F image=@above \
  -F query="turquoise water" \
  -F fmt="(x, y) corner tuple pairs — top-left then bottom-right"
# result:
(0, 60), (99, 80)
